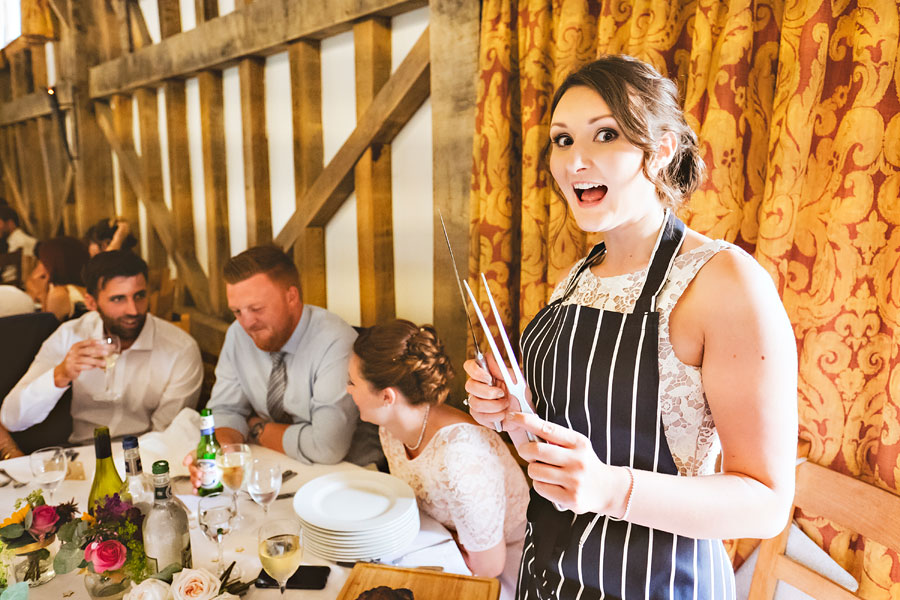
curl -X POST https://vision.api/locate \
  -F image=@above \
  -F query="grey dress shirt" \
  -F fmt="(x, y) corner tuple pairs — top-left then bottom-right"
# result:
(207, 304), (382, 466)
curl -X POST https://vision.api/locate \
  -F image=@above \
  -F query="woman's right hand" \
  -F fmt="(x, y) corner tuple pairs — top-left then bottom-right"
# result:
(463, 355), (511, 430)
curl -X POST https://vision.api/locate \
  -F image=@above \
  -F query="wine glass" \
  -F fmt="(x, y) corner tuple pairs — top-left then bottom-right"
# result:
(30, 446), (67, 502)
(247, 460), (281, 515)
(198, 493), (236, 576)
(216, 443), (251, 525)
(258, 519), (303, 596)
(97, 333), (121, 401)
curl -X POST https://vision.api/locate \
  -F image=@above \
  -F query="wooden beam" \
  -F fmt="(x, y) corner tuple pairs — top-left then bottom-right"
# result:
(94, 101), (213, 313)
(89, 0), (427, 98)
(274, 27), (429, 247)
(157, 0), (182, 39)
(135, 87), (169, 269)
(37, 117), (65, 236)
(111, 94), (140, 237)
(0, 154), (36, 234)
(430, 0), (480, 402)
(198, 70), (230, 314)
(239, 57), (272, 247)
(127, 0), (154, 50)
(289, 39), (326, 307)
(47, 0), (72, 30)
(0, 86), (73, 126)
(51, 165), (74, 235)
(354, 17), (394, 326)
(181, 306), (230, 357)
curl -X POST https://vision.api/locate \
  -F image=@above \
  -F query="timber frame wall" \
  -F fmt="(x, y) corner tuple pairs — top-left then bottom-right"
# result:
(0, 0), (479, 389)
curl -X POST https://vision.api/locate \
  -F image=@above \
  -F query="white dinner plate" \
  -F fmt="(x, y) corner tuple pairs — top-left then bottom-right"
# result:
(302, 519), (418, 550)
(304, 528), (418, 562)
(293, 470), (416, 532)
(299, 509), (417, 540)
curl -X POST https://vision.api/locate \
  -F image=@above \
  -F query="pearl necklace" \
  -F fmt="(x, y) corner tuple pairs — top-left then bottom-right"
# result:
(404, 404), (431, 451)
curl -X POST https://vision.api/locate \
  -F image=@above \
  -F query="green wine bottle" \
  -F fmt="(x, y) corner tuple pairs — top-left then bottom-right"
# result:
(88, 426), (124, 514)
(196, 409), (223, 496)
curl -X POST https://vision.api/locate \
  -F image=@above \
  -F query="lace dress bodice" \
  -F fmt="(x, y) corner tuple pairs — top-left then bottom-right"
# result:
(549, 239), (736, 476)
(380, 423), (529, 551)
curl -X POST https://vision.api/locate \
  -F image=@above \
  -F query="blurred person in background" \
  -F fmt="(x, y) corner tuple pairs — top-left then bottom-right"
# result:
(85, 217), (138, 257)
(25, 236), (91, 322)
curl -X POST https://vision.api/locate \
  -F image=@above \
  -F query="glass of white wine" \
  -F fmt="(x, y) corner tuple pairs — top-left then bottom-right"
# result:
(97, 333), (121, 401)
(248, 460), (282, 515)
(217, 443), (251, 526)
(198, 492), (236, 576)
(258, 519), (303, 596)
(30, 446), (67, 502)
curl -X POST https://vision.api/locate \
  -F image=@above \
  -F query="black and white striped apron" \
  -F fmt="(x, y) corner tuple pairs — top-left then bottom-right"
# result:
(516, 211), (736, 599)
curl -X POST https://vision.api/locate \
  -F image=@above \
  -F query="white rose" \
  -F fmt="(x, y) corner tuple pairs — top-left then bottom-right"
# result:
(170, 568), (221, 600)
(123, 578), (171, 600)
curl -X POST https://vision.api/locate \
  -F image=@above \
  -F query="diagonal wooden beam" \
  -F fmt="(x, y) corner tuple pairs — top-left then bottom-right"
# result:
(89, 0), (427, 98)
(94, 101), (213, 313)
(126, 0), (154, 49)
(47, 0), (72, 29)
(0, 85), (72, 126)
(51, 165), (74, 235)
(274, 26), (429, 248)
(0, 162), (36, 235)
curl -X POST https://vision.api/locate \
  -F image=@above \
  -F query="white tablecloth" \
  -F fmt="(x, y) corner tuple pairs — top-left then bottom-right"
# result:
(0, 443), (470, 598)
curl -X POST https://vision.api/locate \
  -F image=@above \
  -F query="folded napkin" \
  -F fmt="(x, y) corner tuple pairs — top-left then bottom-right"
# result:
(138, 408), (202, 477)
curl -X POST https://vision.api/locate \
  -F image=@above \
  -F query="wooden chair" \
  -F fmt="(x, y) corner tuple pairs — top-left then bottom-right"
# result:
(0, 248), (23, 287)
(748, 460), (900, 599)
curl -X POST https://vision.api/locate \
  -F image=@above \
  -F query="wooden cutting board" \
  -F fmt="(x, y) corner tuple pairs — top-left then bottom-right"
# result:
(335, 563), (500, 600)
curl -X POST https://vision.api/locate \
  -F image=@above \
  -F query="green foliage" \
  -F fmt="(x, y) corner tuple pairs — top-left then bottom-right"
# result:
(14, 491), (45, 511)
(0, 524), (24, 541)
(148, 563), (182, 583)
(53, 541), (86, 574)
(0, 581), (29, 600)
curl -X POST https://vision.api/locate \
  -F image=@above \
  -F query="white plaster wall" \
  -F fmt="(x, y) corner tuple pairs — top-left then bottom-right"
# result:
(104, 1), (433, 326)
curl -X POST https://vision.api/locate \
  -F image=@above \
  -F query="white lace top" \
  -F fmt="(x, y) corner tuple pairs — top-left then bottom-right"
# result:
(380, 423), (529, 552)
(549, 239), (736, 477)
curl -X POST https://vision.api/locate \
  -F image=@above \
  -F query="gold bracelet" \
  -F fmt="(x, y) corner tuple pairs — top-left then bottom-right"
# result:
(608, 466), (635, 522)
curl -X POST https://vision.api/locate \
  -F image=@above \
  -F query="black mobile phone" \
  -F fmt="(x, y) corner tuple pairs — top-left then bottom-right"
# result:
(255, 565), (330, 590)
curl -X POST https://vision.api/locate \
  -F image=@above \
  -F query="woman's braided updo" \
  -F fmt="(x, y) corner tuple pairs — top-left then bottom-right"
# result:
(353, 319), (455, 406)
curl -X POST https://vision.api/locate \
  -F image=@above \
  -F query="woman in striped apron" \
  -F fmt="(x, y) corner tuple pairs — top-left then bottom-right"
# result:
(465, 55), (798, 599)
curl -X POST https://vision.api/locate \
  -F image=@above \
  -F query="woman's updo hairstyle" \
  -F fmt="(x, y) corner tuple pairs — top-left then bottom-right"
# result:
(353, 319), (455, 407)
(549, 54), (705, 210)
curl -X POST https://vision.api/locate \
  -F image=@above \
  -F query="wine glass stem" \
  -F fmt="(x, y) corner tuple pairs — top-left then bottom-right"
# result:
(280, 584), (286, 596)
(216, 531), (224, 574)
(105, 366), (113, 395)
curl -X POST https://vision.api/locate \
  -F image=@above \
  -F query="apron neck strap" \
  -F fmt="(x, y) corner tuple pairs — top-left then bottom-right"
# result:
(634, 209), (685, 312)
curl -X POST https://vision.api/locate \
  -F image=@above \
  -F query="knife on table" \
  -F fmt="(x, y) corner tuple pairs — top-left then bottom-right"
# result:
(438, 211), (503, 433)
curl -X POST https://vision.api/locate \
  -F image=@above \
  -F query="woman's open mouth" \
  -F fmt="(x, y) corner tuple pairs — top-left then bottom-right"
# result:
(574, 183), (608, 204)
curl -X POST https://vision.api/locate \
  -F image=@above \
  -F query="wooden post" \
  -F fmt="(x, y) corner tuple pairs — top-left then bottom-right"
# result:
(354, 18), (395, 326)
(112, 94), (140, 243)
(430, 0), (480, 401)
(239, 56), (272, 247)
(158, 0), (195, 307)
(196, 0), (230, 315)
(135, 87), (169, 271)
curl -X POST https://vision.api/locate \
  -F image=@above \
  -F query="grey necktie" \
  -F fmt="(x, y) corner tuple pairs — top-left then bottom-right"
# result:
(266, 352), (288, 422)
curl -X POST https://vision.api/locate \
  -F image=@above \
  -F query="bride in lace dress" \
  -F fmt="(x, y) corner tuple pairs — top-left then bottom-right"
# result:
(347, 320), (528, 599)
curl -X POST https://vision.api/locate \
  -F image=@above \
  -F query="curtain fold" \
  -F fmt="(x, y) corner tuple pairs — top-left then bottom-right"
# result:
(470, 0), (900, 595)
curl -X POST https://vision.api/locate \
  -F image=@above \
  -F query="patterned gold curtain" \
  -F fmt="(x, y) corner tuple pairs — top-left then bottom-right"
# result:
(469, 0), (900, 596)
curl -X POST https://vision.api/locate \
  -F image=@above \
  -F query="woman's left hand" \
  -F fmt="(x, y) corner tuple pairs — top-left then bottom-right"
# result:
(508, 411), (630, 516)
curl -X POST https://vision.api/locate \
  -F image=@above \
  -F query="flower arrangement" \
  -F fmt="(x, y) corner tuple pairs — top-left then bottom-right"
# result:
(54, 494), (148, 586)
(124, 564), (249, 600)
(0, 490), (78, 584)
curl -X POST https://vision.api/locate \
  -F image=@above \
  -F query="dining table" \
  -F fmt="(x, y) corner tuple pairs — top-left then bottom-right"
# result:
(0, 440), (472, 599)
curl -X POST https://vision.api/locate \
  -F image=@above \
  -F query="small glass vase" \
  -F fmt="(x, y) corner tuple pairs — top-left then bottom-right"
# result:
(11, 535), (56, 587)
(84, 570), (132, 600)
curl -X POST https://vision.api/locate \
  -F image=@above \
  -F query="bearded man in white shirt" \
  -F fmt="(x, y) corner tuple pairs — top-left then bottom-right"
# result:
(1, 250), (202, 442)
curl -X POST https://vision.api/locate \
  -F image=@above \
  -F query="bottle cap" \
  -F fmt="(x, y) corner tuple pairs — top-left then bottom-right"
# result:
(152, 460), (170, 474)
(122, 436), (138, 450)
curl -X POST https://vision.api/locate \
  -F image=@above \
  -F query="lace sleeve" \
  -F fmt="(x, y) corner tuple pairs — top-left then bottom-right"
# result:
(548, 258), (587, 304)
(431, 428), (509, 552)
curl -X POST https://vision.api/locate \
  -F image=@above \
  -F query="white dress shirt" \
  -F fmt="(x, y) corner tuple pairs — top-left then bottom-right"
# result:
(1, 311), (203, 442)
(207, 304), (382, 466)
(5, 228), (37, 256)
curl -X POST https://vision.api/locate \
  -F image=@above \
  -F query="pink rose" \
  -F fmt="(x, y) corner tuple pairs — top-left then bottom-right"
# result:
(84, 539), (128, 573)
(28, 505), (60, 540)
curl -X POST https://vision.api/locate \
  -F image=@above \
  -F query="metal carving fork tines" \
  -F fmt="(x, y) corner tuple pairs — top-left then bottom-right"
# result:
(463, 274), (537, 443)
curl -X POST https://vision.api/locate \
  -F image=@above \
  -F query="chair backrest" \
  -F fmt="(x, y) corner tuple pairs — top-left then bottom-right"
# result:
(748, 460), (900, 599)
(0, 248), (23, 287)
(0, 311), (73, 452)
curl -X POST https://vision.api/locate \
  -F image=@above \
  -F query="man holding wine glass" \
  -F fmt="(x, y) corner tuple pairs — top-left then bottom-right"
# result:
(1, 250), (203, 443)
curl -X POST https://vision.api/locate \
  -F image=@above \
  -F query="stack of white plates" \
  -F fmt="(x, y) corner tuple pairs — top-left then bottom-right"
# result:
(292, 470), (419, 562)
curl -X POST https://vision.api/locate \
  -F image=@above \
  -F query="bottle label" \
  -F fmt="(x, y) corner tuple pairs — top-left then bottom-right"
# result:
(154, 484), (172, 501)
(125, 457), (142, 476)
(198, 459), (220, 489)
(200, 414), (215, 433)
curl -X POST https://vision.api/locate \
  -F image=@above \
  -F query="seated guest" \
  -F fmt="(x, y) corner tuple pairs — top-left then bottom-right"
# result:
(1, 250), (202, 442)
(25, 236), (91, 321)
(347, 320), (528, 596)
(186, 245), (381, 477)
(0, 204), (36, 284)
(85, 218), (137, 257)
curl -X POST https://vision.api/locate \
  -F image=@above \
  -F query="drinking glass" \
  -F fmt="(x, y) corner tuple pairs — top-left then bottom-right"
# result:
(30, 446), (67, 502)
(247, 460), (281, 515)
(258, 519), (303, 596)
(198, 492), (236, 576)
(97, 334), (121, 401)
(216, 443), (251, 525)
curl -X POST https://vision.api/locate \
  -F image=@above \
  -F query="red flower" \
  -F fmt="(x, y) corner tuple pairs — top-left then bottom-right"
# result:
(84, 539), (127, 573)
(28, 505), (60, 540)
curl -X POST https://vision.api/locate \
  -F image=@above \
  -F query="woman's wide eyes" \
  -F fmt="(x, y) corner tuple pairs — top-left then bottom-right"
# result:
(595, 128), (617, 142)
(552, 133), (573, 147)
(551, 129), (617, 147)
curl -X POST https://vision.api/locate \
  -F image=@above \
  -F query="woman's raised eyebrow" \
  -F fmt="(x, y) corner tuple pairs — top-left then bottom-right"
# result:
(550, 113), (614, 128)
